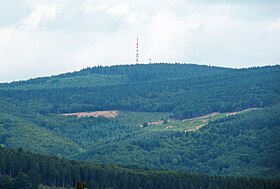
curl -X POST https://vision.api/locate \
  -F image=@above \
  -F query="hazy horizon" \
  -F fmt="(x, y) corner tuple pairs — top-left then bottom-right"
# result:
(1, 0), (279, 82)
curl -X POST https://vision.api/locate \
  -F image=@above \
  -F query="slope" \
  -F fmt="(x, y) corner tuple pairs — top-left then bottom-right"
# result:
(0, 147), (279, 189)
(0, 64), (279, 119)
(0, 113), (83, 156)
(0, 63), (279, 179)
(73, 105), (280, 178)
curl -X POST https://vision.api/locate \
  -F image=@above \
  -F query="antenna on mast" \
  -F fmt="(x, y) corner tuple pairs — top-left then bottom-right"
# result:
(136, 37), (139, 64)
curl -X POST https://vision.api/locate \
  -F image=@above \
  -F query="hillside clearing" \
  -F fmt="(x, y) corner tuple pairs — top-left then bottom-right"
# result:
(144, 109), (257, 132)
(61, 109), (257, 132)
(63, 110), (118, 118)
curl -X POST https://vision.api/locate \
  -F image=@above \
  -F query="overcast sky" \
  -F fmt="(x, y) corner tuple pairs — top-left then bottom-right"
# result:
(0, 0), (279, 82)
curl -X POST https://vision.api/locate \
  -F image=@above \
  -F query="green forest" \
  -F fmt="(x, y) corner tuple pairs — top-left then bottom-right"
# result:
(0, 63), (280, 188)
(0, 147), (279, 189)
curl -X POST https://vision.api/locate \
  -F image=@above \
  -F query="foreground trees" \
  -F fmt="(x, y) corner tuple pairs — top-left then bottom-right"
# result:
(0, 147), (280, 189)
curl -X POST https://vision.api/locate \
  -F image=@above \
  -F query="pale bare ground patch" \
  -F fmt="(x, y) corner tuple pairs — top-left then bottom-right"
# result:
(185, 108), (258, 132)
(225, 108), (258, 116)
(185, 123), (206, 132)
(166, 126), (174, 129)
(182, 112), (219, 122)
(63, 110), (118, 118)
(226, 112), (238, 116)
(149, 120), (164, 125)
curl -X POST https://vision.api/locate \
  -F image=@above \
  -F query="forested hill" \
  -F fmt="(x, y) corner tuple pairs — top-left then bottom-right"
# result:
(0, 63), (278, 88)
(0, 63), (280, 181)
(0, 147), (279, 189)
(0, 64), (279, 119)
(0, 64), (231, 88)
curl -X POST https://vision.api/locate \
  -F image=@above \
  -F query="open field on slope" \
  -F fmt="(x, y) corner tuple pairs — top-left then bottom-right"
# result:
(116, 111), (170, 127)
(61, 109), (256, 132)
(144, 112), (227, 132)
(143, 109), (258, 132)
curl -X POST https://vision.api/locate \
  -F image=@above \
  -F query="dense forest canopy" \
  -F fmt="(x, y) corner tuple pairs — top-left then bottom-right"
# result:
(0, 63), (280, 188)
(0, 147), (279, 189)
(0, 64), (279, 119)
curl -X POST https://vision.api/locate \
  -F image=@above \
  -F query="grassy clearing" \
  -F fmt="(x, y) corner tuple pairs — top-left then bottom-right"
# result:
(143, 110), (255, 132)
(114, 111), (228, 132)
(116, 111), (170, 127)
(97, 109), (256, 132)
(143, 113), (227, 132)
(58, 109), (256, 132)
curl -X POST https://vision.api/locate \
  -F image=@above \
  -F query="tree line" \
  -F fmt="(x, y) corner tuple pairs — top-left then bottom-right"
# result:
(0, 147), (279, 189)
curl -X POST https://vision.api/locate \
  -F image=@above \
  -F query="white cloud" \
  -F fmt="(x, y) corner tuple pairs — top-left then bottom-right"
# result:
(0, 28), (75, 82)
(102, 4), (138, 24)
(266, 18), (280, 30)
(22, 3), (59, 29)
(0, 0), (279, 82)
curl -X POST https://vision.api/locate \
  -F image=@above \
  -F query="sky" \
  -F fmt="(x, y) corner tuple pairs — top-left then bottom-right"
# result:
(0, 0), (279, 82)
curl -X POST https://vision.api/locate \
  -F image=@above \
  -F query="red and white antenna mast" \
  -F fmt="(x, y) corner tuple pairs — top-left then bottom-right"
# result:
(136, 37), (139, 64)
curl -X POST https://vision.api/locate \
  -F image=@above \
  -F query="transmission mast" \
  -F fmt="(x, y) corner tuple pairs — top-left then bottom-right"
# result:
(136, 37), (139, 64)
